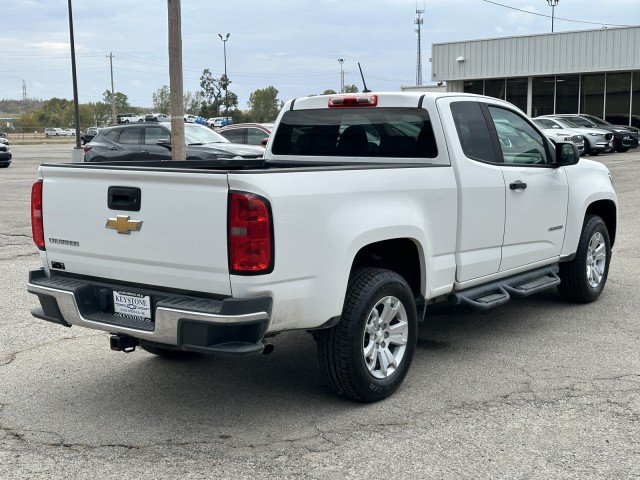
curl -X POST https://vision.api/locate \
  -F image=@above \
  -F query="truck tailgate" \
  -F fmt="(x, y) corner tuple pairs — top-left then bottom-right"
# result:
(39, 165), (231, 295)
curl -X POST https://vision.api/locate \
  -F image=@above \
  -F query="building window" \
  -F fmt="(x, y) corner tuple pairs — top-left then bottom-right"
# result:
(532, 76), (555, 117)
(633, 72), (640, 122)
(463, 80), (484, 95)
(485, 79), (506, 100)
(506, 78), (527, 112)
(580, 74), (605, 116)
(605, 72), (632, 119)
(555, 75), (580, 114)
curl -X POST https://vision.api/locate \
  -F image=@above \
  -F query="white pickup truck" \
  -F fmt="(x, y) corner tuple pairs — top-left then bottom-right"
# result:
(28, 92), (617, 402)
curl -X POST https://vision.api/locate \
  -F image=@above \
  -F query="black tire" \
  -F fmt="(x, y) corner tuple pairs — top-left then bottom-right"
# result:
(140, 342), (196, 359)
(558, 214), (611, 303)
(316, 268), (418, 402)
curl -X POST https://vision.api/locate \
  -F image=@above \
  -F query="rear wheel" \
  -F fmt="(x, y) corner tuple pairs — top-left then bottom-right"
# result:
(316, 268), (418, 402)
(558, 214), (611, 303)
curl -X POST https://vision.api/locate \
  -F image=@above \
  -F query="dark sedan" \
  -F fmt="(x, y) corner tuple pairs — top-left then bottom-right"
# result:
(218, 123), (274, 147)
(0, 144), (12, 168)
(83, 122), (264, 162)
(554, 114), (639, 152)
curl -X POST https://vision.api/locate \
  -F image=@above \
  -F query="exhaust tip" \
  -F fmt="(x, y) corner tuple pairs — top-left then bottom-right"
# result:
(262, 343), (275, 355)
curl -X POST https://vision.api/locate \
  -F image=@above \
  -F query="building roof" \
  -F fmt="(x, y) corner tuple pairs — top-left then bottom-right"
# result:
(431, 26), (640, 82)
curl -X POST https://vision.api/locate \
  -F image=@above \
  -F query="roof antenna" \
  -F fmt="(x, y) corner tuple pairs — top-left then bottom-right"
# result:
(358, 63), (371, 93)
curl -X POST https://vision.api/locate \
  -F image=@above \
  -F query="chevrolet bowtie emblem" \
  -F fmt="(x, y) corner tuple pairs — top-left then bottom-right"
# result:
(106, 215), (143, 234)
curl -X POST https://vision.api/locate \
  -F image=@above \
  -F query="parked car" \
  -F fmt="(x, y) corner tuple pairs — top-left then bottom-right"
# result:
(533, 117), (612, 155)
(0, 144), (11, 168)
(0, 135), (8, 146)
(145, 113), (169, 122)
(64, 128), (76, 137)
(605, 114), (640, 130)
(536, 126), (585, 156)
(83, 122), (264, 162)
(184, 114), (198, 123)
(80, 127), (100, 145)
(218, 123), (273, 147)
(207, 116), (234, 128)
(117, 113), (144, 124)
(45, 128), (66, 137)
(550, 114), (639, 152)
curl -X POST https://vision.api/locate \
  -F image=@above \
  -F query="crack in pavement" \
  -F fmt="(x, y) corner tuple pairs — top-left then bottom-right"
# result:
(0, 252), (39, 260)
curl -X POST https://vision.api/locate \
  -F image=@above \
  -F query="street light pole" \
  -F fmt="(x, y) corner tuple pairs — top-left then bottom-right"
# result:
(547, 0), (559, 33)
(218, 33), (230, 120)
(338, 58), (344, 93)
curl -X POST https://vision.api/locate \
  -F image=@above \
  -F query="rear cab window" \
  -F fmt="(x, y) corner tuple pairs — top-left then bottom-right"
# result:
(271, 107), (439, 161)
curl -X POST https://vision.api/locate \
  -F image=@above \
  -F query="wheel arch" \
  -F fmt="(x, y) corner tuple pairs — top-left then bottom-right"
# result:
(586, 199), (616, 247)
(351, 238), (424, 304)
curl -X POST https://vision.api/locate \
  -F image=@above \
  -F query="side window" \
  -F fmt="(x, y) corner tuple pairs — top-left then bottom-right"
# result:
(144, 127), (168, 145)
(488, 106), (549, 165)
(450, 101), (497, 163)
(103, 129), (120, 142)
(118, 127), (141, 145)
(247, 128), (267, 145)
(221, 129), (244, 143)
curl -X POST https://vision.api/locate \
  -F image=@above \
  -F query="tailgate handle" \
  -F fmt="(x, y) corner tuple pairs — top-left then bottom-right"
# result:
(108, 186), (141, 211)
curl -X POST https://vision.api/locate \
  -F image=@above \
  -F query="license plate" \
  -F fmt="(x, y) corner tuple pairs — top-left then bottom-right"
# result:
(113, 290), (152, 321)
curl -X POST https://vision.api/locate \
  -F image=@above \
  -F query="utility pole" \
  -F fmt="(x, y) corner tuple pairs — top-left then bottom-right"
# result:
(547, 0), (559, 33)
(22, 80), (27, 102)
(167, 0), (185, 160)
(415, 6), (424, 86)
(107, 52), (116, 125)
(338, 58), (345, 93)
(67, 0), (81, 149)
(218, 33), (230, 120)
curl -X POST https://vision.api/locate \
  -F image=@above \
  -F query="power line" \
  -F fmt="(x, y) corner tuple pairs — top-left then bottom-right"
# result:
(480, 0), (632, 28)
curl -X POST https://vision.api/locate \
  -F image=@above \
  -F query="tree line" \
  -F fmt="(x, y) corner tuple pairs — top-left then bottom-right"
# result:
(6, 69), (359, 132)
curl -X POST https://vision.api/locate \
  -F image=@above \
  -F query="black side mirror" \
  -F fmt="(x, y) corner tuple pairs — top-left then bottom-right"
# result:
(157, 139), (172, 150)
(556, 142), (580, 166)
(261, 137), (269, 146)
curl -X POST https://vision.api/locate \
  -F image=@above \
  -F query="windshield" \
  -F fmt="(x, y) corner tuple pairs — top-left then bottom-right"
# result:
(555, 118), (579, 128)
(584, 115), (611, 127)
(163, 122), (230, 145)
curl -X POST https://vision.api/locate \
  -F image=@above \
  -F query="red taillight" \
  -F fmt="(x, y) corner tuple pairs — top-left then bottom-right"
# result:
(82, 145), (91, 154)
(328, 95), (378, 108)
(228, 192), (273, 274)
(31, 181), (45, 250)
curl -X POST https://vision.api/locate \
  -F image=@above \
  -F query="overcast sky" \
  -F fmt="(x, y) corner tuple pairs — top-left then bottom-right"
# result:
(1, 0), (638, 110)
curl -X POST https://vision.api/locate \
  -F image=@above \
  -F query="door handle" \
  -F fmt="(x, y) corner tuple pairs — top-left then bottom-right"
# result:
(509, 181), (527, 190)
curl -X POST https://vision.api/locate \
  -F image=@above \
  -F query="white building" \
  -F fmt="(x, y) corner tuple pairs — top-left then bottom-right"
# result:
(424, 26), (640, 126)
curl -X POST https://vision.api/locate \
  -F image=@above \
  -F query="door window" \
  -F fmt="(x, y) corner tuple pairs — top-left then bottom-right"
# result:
(144, 127), (168, 144)
(488, 106), (549, 166)
(118, 127), (141, 145)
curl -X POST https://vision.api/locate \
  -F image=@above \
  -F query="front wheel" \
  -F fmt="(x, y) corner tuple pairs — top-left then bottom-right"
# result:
(316, 268), (418, 402)
(558, 214), (611, 303)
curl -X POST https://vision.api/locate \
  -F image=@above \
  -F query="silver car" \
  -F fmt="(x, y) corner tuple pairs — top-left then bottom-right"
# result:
(534, 116), (613, 155)
(532, 122), (585, 156)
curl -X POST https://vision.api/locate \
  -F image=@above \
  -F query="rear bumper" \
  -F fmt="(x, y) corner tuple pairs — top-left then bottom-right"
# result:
(27, 269), (272, 356)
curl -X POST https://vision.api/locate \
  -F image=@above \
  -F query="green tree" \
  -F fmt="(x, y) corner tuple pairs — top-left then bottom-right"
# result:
(343, 84), (359, 93)
(152, 85), (170, 113)
(322, 89), (337, 95)
(247, 86), (282, 123)
(199, 68), (238, 118)
(102, 90), (131, 113)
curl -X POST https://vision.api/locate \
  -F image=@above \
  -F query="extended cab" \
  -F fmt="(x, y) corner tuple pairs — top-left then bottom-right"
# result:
(28, 92), (617, 402)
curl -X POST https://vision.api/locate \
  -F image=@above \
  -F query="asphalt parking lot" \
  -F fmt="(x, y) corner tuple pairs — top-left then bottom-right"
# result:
(1, 145), (639, 479)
